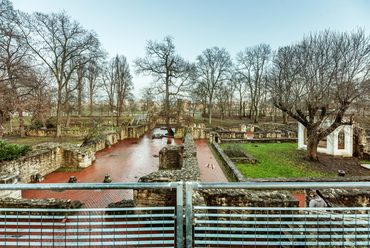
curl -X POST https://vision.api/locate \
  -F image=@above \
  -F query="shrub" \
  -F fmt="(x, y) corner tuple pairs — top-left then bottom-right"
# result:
(224, 144), (245, 157)
(0, 140), (31, 162)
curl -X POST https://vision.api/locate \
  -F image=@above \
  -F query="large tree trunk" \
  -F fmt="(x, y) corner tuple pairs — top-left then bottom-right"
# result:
(307, 133), (319, 161)
(56, 93), (62, 137)
(165, 77), (174, 136)
(78, 87), (82, 117)
(253, 106), (259, 123)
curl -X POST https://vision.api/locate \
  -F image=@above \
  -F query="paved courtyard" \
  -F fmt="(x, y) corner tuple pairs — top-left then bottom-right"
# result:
(22, 129), (227, 207)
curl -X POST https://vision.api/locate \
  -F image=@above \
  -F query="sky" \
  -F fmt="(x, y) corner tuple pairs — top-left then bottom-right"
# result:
(10, 0), (370, 99)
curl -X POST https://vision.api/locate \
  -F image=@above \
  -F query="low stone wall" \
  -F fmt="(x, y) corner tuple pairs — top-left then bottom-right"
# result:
(0, 124), (149, 185)
(202, 189), (299, 208)
(27, 128), (89, 137)
(212, 142), (247, 182)
(254, 130), (281, 139)
(0, 198), (83, 215)
(221, 138), (298, 144)
(230, 150), (257, 164)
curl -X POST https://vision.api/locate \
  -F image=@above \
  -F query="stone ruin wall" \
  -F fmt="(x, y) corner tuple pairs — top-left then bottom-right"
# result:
(202, 189), (299, 208)
(159, 145), (184, 170)
(134, 133), (205, 208)
(0, 124), (149, 186)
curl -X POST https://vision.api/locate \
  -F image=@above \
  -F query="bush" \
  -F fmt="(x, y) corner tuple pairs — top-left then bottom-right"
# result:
(224, 144), (245, 157)
(0, 140), (31, 162)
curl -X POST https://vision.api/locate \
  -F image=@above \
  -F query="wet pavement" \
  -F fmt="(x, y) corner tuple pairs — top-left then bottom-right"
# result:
(22, 129), (228, 207)
(195, 139), (228, 183)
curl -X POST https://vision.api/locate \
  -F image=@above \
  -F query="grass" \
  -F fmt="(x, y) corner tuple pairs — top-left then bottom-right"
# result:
(220, 143), (329, 178)
(4, 136), (82, 146)
(54, 167), (85, 172)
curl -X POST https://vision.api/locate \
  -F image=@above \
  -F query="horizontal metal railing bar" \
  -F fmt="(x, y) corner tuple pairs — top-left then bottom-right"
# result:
(0, 214), (175, 220)
(0, 241), (175, 246)
(0, 207), (174, 212)
(0, 233), (175, 240)
(0, 220), (175, 226)
(194, 241), (370, 246)
(194, 206), (370, 211)
(0, 226), (175, 233)
(192, 181), (370, 189)
(194, 226), (370, 232)
(194, 213), (370, 218)
(194, 233), (370, 239)
(194, 219), (369, 225)
(0, 182), (178, 190)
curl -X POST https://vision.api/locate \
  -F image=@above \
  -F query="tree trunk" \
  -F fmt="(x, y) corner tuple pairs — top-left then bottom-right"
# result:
(89, 91), (93, 117)
(78, 87), (82, 117)
(56, 94), (62, 137)
(283, 112), (288, 124)
(18, 110), (25, 138)
(65, 110), (71, 128)
(165, 77), (174, 136)
(307, 134), (319, 161)
(254, 107), (259, 123)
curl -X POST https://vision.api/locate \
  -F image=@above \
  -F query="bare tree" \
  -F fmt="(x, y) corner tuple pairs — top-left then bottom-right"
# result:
(113, 55), (133, 126)
(19, 11), (102, 137)
(86, 59), (101, 117)
(231, 70), (247, 119)
(196, 47), (232, 124)
(237, 44), (271, 123)
(134, 36), (193, 135)
(269, 29), (370, 161)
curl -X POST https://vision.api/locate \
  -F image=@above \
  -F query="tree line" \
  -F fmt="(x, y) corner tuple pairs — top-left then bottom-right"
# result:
(1, 0), (369, 161)
(135, 33), (370, 161)
(0, 0), (134, 138)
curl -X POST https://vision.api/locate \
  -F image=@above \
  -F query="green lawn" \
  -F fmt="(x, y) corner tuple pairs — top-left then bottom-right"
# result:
(220, 143), (329, 178)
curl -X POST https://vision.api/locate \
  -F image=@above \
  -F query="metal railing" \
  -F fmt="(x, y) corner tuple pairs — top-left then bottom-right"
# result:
(186, 181), (370, 248)
(2, 182), (370, 247)
(0, 182), (183, 248)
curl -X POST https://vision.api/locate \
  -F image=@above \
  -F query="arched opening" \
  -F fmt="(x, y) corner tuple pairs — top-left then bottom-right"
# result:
(338, 129), (345, 150)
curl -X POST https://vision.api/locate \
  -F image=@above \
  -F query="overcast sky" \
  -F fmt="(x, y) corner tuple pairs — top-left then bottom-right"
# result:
(10, 0), (370, 99)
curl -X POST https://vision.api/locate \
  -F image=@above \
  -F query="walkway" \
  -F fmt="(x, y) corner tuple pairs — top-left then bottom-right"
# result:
(195, 139), (228, 183)
(22, 130), (228, 207)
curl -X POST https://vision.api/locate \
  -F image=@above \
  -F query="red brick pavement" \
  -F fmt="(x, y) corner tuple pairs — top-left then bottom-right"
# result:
(195, 139), (228, 183)
(22, 129), (182, 208)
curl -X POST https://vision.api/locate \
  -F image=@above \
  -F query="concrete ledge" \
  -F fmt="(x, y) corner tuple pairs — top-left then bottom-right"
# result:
(211, 142), (247, 182)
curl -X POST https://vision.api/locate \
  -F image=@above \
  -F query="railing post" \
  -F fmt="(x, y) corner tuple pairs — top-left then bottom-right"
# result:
(186, 182), (194, 248)
(176, 182), (183, 248)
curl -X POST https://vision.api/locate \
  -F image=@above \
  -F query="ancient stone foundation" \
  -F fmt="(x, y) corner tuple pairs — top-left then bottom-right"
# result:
(202, 189), (299, 208)
(0, 198), (83, 215)
(159, 145), (184, 170)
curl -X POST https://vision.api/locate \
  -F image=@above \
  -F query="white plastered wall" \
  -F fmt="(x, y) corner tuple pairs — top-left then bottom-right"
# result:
(298, 122), (353, 157)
